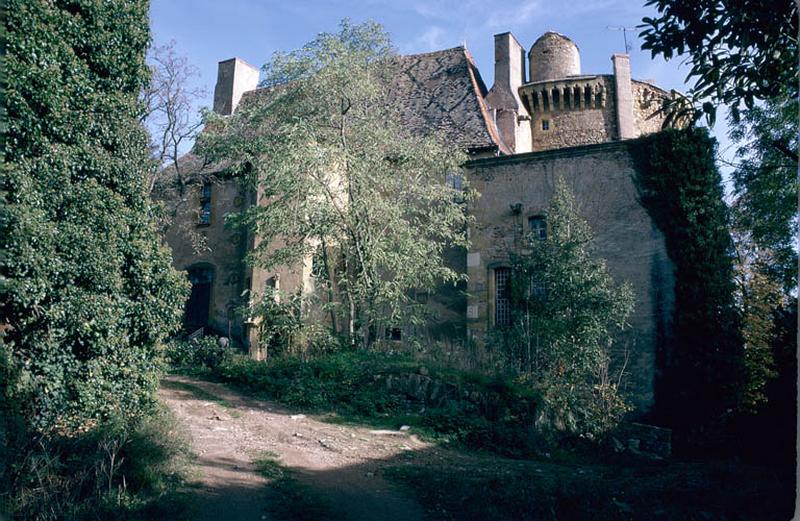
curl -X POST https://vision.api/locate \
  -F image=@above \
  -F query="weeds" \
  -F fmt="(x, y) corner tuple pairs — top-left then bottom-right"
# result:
(3, 406), (192, 521)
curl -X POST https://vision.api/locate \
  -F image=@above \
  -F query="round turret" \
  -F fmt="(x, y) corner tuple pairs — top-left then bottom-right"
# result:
(528, 32), (581, 82)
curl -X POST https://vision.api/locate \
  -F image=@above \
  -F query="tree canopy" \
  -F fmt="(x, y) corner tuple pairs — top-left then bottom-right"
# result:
(639, 0), (798, 124)
(729, 97), (798, 293)
(196, 20), (471, 348)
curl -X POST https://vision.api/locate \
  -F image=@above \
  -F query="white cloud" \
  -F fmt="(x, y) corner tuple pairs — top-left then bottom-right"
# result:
(402, 25), (449, 53)
(484, 0), (540, 30)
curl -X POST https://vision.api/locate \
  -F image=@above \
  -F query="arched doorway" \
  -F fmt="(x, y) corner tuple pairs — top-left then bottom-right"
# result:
(185, 265), (214, 330)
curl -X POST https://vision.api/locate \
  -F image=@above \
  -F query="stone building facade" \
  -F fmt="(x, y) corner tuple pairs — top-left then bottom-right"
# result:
(160, 31), (681, 414)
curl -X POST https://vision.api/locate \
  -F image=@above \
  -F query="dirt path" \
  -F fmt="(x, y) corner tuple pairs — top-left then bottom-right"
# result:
(159, 375), (429, 521)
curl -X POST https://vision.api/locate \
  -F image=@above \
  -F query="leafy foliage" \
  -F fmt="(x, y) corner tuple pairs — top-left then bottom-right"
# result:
(165, 337), (233, 370)
(196, 20), (471, 347)
(729, 97), (798, 292)
(3, 1), (191, 515)
(639, 0), (798, 124)
(6, 406), (191, 521)
(630, 128), (744, 452)
(493, 178), (634, 438)
(246, 287), (308, 358)
(2, 0), (188, 434)
(735, 267), (780, 413)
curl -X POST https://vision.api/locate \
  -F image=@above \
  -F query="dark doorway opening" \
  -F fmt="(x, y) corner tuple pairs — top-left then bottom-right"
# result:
(185, 265), (214, 331)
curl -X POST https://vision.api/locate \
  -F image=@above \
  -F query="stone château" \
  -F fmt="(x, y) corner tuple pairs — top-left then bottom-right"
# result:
(159, 31), (682, 414)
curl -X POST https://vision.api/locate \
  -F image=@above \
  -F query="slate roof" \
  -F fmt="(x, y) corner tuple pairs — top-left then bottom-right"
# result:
(237, 46), (507, 155)
(385, 47), (508, 154)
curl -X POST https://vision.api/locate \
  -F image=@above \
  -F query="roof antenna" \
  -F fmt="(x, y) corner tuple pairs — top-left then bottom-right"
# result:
(606, 26), (637, 53)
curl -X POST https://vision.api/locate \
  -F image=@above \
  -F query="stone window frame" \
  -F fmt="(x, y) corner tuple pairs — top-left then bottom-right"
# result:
(541, 119), (550, 131)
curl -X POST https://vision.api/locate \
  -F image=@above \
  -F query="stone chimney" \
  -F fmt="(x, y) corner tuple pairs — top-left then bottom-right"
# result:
(612, 54), (635, 139)
(485, 32), (530, 154)
(213, 57), (260, 116)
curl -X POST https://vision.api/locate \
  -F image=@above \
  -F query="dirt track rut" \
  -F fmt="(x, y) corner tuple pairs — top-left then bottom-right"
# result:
(159, 375), (428, 521)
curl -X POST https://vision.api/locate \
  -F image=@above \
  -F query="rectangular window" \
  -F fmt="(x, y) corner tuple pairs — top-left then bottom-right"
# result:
(199, 182), (212, 225)
(541, 119), (550, 131)
(530, 274), (546, 299)
(385, 327), (402, 341)
(528, 216), (547, 240)
(445, 172), (464, 202)
(445, 172), (463, 191)
(495, 267), (512, 327)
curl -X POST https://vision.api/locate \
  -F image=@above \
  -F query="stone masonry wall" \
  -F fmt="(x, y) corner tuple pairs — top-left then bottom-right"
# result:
(164, 178), (249, 341)
(632, 80), (670, 137)
(464, 142), (675, 414)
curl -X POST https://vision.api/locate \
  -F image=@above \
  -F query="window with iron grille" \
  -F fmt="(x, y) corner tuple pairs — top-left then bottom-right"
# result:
(528, 216), (547, 240)
(495, 267), (512, 327)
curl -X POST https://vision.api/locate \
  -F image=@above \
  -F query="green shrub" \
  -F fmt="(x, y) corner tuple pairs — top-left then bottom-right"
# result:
(490, 178), (634, 441)
(165, 337), (233, 370)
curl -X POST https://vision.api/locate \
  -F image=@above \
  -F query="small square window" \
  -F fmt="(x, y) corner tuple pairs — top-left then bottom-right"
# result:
(541, 119), (550, 131)
(530, 274), (546, 298)
(385, 327), (402, 341)
(528, 216), (547, 240)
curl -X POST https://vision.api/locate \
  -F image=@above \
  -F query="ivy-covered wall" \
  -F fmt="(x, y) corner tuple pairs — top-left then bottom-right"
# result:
(630, 127), (744, 452)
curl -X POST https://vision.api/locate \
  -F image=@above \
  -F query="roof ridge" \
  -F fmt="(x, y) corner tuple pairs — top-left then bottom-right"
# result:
(461, 47), (510, 155)
(400, 46), (465, 59)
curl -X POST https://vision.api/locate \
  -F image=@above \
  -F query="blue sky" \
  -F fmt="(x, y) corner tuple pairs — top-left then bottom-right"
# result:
(149, 0), (734, 180)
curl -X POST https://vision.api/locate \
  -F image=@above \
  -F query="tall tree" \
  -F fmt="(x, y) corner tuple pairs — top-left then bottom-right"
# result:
(499, 178), (634, 437)
(2, 0), (187, 434)
(196, 20), (471, 348)
(729, 96), (798, 292)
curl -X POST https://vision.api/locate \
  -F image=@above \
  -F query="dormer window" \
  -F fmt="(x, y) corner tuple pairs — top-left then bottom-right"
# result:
(528, 216), (547, 240)
(199, 182), (212, 226)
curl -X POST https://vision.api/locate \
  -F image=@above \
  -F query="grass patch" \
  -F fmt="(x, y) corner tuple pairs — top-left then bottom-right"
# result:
(252, 452), (344, 521)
